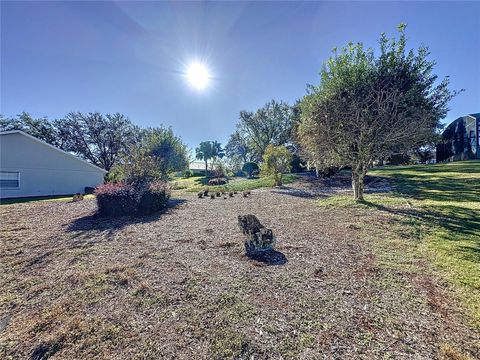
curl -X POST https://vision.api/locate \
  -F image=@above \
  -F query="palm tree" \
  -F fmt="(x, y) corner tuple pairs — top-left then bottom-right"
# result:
(195, 141), (224, 177)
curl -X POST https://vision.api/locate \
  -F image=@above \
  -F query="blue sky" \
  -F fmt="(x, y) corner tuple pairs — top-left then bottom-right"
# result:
(1, 1), (479, 148)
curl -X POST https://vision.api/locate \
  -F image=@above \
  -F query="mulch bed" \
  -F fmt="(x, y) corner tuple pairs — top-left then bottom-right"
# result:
(0, 176), (478, 359)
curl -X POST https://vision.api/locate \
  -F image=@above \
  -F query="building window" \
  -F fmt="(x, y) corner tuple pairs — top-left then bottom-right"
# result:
(0, 172), (20, 188)
(470, 130), (475, 146)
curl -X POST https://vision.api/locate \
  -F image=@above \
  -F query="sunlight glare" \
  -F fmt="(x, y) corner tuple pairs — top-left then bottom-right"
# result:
(185, 61), (211, 90)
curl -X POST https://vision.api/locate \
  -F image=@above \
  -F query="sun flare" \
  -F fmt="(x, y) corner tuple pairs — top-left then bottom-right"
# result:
(185, 61), (211, 90)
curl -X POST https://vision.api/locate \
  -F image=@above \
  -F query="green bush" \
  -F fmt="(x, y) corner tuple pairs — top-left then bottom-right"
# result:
(95, 181), (171, 216)
(104, 166), (124, 183)
(182, 169), (193, 178)
(138, 182), (171, 215)
(261, 145), (292, 186)
(95, 182), (138, 216)
(242, 162), (259, 178)
(290, 154), (305, 173)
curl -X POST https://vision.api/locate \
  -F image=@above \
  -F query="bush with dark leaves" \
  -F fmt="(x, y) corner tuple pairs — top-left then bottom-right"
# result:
(84, 186), (95, 194)
(242, 162), (259, 178)
(208, 178), (227, 186)
(95, 181), (171, 216)
(137, 181), (171, 215)
(95, 182), (138, 216)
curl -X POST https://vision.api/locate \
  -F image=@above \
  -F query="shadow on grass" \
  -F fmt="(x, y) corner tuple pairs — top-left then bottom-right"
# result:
(271, 187), (318, 199)
(66, 198), (187, 237)
(388, 174), (479, 203)
(374, 161), (480, 203)
(378, 161), (480, 175)
(363, 161), (480, 270)
(363, 200), (480, 236)
(361, 200), (480, 262)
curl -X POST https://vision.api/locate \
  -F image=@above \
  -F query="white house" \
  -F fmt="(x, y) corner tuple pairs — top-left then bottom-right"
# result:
(0, 130), (107, 199)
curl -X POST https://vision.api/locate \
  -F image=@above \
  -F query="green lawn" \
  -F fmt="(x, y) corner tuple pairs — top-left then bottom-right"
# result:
(369, 161), (480, 326)
(171, 174), (298, 193)
(0, 194), (95, 205)
(318, 161), (480, 327)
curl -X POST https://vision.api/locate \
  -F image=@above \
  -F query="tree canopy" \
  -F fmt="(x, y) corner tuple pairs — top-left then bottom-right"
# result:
(116, 126), (189, 184)
(0, 112), (63, 148)
(1, 112), (140, 171)
(225, 130), (250, 171)
(227, 100), (295, 163)
(0, 112), (189, 176)
(142, 127), (190, 177)
(57, 112), (140, 171)
(195, 141), (225, 176)
(297, 24), (456, 200)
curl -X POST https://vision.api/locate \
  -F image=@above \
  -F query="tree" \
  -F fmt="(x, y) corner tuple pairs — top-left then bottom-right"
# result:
(225, 130), (250, 171)
(0, 112), (64, 148)
(297, 24), (456, 201)
(141, 127), (189, 178)
(233, 100), (294, 162)
(121, 146), (161, 186)
(261, 145), (292, 186)
(55, 112), (139, 171)
(242, 162), (259, 178)
(414, 145), (436, 164)
(112, 126), (188, 184)
(195, 141), (224, 177)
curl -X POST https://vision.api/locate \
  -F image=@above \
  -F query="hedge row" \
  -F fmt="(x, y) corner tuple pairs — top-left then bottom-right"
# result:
(95, 181), (171, 216)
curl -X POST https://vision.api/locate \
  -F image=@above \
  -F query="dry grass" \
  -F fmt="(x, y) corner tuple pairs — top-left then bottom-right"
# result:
(0, 175), (478, 359)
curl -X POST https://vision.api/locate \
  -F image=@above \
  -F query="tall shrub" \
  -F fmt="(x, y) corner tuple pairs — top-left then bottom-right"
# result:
(261, 145), (292, 186)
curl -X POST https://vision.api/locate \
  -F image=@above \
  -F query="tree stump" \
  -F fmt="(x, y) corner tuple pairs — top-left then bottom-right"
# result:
(238, 215), (275, 256)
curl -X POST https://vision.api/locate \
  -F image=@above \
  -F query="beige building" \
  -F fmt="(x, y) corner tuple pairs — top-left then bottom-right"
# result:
(0, 130), (107, 199)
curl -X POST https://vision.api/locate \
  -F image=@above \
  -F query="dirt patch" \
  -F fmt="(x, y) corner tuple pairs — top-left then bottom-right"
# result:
(0, 178), (478, 359)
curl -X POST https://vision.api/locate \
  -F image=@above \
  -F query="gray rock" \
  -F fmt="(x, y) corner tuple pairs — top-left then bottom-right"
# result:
(238, 215), (275, 256)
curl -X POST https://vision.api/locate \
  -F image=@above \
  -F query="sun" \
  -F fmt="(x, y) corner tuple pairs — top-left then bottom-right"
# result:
(185, 61), (211, 90)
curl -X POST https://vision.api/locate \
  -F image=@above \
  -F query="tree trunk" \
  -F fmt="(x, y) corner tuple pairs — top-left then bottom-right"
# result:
(352, 168), (365, 201)
(273, 173), (283, 187)
(205, 160), (208, 177)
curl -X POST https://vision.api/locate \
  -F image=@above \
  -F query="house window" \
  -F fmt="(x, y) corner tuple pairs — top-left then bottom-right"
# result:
(470, 130), (475, 146)
(0, 172), (20, 188)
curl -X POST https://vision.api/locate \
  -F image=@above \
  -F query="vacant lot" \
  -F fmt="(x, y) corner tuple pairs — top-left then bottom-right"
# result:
(1, 165), (479, 359)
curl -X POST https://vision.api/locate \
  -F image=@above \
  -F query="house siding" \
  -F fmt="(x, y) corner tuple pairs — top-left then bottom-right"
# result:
(436, 114), (480, 162)
(0, 132), (106, 198)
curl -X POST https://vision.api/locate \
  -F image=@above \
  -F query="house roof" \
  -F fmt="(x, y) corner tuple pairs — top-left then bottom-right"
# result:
(0, 130), (108, 173)
(189, 161), (219, 170)
(443, 113), (479, 134)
